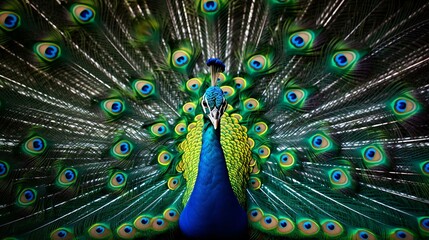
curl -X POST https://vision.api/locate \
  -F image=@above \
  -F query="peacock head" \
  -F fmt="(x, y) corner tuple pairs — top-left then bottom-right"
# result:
(201, 86), (227, 130)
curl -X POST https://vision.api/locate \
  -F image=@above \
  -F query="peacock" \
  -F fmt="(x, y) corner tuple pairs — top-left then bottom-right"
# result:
(1, 0), (429, 239)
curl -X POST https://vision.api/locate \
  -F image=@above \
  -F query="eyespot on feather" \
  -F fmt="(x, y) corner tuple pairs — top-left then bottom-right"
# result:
(310, 134), (331, 151)
(102, 99), (125, 116)
(134, 215), (152, 231)
(34, 43), (61, 62)
(24, 136), (47, 155)
(71, 4), (96, 24)
(277, 218), (295, 234)
(0, 160), (10, 178)
(284, 89), (306, 105)
(289, 30), (313, 49)
(0, 11), (21, 31)
(332, 51), (357, 68)
(88, 223), (112, 239)
(247, 55), (267, 71)
(389, 229), (414, 240)
(152, 217), (169, 231)
(109, 172), (127, 190)
(150, 123), (169, 137)
(163, 208), (179, 222)
(112, 140), (133, 159)
(278, 151), (296, 169)
(249, 177), (261, 190)
(57, 168), (78, 187)
(133, 80), (155, 97)
(158, 150), (173, 166)
(172, 50), (191, 68)
(201, 0), (220, 13)
(352, 229), (377, 240)
(234, 77), (248, 90)
(116, 224), (136, 239)
(253, 122), (268, 136)
(297, 219), (320, 235)
(17, 188), (37, 206)
(50, 228), (74, 240)
(186, 78), (202, 92)
(243, 98), (260, 111)
(220, 86), (235, 99)
(321, 220), (344, 237)
(183, 102), (196, 114)
(248, 208), (264, 222)
(168, 177), (180, 190)
(260, 214), (278, 230)
(257, 145), (270, 159)
(418, 217), (429, 234)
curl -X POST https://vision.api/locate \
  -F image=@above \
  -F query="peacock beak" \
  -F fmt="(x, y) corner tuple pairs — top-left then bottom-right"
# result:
(208, 107), (221, 129)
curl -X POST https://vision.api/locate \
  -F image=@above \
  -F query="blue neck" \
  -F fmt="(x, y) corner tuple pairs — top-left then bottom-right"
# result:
(179, 122), (248, 238)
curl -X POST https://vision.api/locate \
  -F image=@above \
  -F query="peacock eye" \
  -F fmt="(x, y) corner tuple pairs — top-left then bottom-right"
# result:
(277, 218), (295, 234)
(290, 31), (313, 49)
(257, 145), (271, 159)
(322, 220), (344, 237)
(298, 219), (320, 236)
(172, 50), (190, 67)
(249, 177), (261, 190)
(330, 169), (347, 184)
(201, 0), (219, 12)
(58, 168), (78, 186)
(333, 51), (357, 68)
(311, 134), (330, 150)
(157, 150), (173, 165)
(71, 4), (96, 24)
(243, 98), (260, 111)
(134, 215), (152, 231)
(88, 224), (112, 239)
(134, 80), (155, 97)
(422, 161), (429, 176)
(18, 188), (37, 206)
(0, 161), (10, 178)
(163, 208), (179, 222)
(50, 228), (74, 240)
(234, 77), (248, 90)
(109, 172), (127, 190)
(24, 136), (47, 155)
(116, 224), (136, 239)
(35, 43), (61, 62)
(186, 78), (202, 92)
(102, 99), (125, 116)
(363, 146), (383, 163)
(248, 208), (263, 222)
(220, 86), (235, 98)
(392, 97), (416, 116)
(111, 140), (133, 159)
(253, 122), (268, 135)
(183, 102), (196, 114)
(152, 217), (169, 231)
(284, 89), (306, 105)
(168, 176), (181, 190)
(248, 55), (267, 71)
(419, 217), (429, 233)
(260, 214), (278, 230)
(353, 229), (376, 240)
(174, 122), (187, 135)
(279, 151), (296, 169)
(390, 229), (413, 240)
(150, 123), (169, 137)
(0, 11), (21, 31)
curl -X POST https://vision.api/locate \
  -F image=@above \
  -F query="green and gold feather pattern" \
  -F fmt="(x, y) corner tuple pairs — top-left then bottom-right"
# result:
(0, 0), (429, 239)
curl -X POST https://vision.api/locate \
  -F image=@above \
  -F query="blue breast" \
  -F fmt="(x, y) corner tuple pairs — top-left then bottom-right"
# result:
(179, 123), (248, 238)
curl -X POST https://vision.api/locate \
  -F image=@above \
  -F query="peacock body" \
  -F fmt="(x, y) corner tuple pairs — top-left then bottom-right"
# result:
(1, 0), (429, 239)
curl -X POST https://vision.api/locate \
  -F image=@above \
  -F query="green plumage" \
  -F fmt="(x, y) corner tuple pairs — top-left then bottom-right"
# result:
(0, 0), (429, 239)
